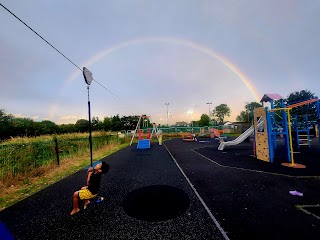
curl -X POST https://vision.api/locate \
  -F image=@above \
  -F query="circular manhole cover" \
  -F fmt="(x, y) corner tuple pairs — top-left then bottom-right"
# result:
(123, 185), (190, 222)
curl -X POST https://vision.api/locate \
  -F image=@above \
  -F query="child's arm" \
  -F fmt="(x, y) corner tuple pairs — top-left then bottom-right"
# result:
(86, 167), (94, 186)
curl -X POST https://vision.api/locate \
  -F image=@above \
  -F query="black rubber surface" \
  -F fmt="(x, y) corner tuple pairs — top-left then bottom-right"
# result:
(123, 184), (190, 222)
(0, 143), (225, 240)
(195, 137), (320, 176)
(1, 137), (319, 240)
(164, 137), (320, 240)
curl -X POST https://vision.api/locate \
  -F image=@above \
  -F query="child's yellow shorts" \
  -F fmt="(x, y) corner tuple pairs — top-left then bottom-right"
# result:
(79, 188), (97, 200)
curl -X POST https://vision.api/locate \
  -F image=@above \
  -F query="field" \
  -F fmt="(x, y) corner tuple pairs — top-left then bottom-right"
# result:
(0, 131), (130, 210)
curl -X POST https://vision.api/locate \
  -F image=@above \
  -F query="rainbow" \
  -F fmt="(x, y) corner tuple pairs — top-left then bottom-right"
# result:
(67, 37), (260, 100)
(51, 37), (260, 121)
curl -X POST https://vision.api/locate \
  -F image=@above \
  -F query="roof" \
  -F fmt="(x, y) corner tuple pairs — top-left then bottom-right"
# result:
(260, 94), (284, 102)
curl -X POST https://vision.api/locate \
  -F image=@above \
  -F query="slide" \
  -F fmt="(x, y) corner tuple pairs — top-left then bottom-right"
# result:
(218, 119), (264, 151)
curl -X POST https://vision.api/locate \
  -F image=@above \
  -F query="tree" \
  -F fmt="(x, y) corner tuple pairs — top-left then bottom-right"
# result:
(212, 104), (231, 124)
(121, 116), (139, 130)
(75, 119), (89, 132)
(92, 116), (103, 131)
(38, 120), (58, 134)
(245, 102), (262, 112)
(285, 90), (317, 122)
(236, 102), (262, 122)
(198, 114), (210, 127)
(58, 123), (77, 133)
(236, 112), (248, 122)
(102, 117), (112, 131)
(111, 115), (122, 131)
(12, 117), (36, 137)
(285, 90), (314, 105)
(0, 109), (14, 140)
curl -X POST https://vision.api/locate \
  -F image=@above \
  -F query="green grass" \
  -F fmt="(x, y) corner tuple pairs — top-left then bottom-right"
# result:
(0, 141), (129, 210)
(0, 133), (124, 183)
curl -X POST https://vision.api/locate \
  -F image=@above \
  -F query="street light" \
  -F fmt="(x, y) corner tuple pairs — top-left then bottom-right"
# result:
(245, 102), (250, 123)
(206, 102), (212, 118)
(187, 110), (193, 126)
(165, 103), (169, 126)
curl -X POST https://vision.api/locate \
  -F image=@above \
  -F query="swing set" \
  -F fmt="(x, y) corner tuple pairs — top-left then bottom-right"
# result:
(130, 115), (160, 149)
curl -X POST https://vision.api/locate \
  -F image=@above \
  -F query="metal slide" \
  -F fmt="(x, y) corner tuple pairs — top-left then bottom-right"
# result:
(218, 119), (264, 151)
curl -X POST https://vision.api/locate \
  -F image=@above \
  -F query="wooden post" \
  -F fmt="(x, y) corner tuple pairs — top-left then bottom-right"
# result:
(54, 137), (60, 165)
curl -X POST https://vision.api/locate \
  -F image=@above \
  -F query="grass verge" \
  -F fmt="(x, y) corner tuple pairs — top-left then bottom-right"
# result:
(0, 142), (129, 211)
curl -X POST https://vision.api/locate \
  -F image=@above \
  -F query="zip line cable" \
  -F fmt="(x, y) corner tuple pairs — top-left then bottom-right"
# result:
(1, 3), (81, 72)
(1, 3), (125, 102)
(92, 79), (125, 102)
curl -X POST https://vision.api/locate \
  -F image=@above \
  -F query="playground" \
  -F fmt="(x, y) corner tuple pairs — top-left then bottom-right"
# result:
(0, 95), (319, 240)
(169, 137), (320, 239)
(0, 133), (319, 239)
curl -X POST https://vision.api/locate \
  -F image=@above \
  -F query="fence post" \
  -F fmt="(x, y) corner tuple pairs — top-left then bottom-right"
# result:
(53, 136), (60, 165)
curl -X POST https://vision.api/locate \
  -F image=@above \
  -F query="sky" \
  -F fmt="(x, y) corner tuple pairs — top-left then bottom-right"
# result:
(1, 0), (320, 126)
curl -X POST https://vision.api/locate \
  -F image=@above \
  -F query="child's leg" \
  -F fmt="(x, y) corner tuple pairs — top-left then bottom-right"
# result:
(70, 191), (80, 215)
(80, 186), (90, 206)
(84, 199), (90, 206)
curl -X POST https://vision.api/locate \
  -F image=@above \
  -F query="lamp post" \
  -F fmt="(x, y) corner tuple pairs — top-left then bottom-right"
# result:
(83, 67), (93, 167)
(206, 102), (212, 118)
(187, 110), (193, 126)
(245, 102), (250, 123)
(165, 103), (169, 126)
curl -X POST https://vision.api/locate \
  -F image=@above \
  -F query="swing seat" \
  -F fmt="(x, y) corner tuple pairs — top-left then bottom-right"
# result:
(84, 196), (104, 209)
(137, 139), (151, 149)
(182, 138), (196, 142)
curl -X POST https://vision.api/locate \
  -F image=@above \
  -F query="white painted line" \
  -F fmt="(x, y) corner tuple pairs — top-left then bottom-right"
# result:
(192, 149), (318, 179)
(297, 205), (320, 220)
(163, 143), (230, 240)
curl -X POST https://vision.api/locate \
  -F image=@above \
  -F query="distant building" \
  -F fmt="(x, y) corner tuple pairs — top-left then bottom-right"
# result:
(175, 121), (188, 126)
(223, 122), (251, 133)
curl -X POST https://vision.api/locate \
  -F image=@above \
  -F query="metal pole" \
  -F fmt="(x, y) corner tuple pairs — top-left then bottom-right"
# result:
(165, 103), (169, 126)
(87, 86), (93, 167)
(286, 109), (295, 165)
(206, 102), (212, 118)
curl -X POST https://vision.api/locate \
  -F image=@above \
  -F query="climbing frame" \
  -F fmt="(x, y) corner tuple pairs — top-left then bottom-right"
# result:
(254, 107), (270, 162)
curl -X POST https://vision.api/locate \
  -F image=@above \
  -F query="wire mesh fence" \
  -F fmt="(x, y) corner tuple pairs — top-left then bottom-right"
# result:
(0, 134), (127, 182)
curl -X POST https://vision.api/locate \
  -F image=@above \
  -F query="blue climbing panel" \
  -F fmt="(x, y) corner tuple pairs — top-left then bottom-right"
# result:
(137, 139), (150, 149)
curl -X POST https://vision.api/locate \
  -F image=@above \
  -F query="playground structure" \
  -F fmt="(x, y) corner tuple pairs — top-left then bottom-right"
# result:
(218, 118), (263, 150)
(219, 93), (320, 167)
(288, 98), (320, 148)
(182, 128), (227, 142)
(182, 133), (198, 142)
(130, 115), (160, 149)
(210, 128), (228, 142)
(254, 94), (319, 166)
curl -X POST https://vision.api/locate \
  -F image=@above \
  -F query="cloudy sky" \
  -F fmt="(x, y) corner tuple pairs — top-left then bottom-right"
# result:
(1, 0), (319, 125)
